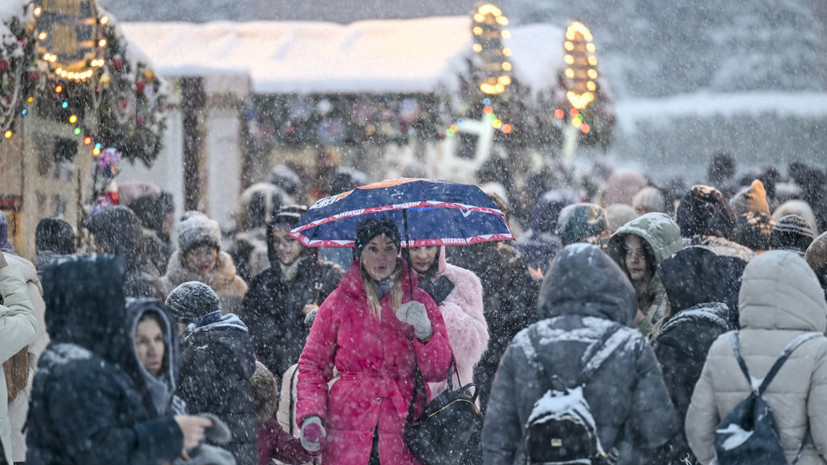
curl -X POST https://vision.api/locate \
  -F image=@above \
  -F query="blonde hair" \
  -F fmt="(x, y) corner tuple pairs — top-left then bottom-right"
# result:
(360, 262), (403, 318)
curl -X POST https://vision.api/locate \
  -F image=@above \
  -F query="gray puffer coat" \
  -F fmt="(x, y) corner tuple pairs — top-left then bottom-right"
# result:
(686, 250), (827, 465)
(482, 243), (677, 465)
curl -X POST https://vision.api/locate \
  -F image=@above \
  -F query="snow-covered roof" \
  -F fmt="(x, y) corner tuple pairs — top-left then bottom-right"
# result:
(120, 17), (564, 95)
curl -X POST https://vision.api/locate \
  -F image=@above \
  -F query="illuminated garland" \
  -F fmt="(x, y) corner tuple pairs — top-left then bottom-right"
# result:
(0, 2), (37, 141)
(33, 0), (105, 82)
(471, 4), (512, 95)
(563, 21), (599, 111)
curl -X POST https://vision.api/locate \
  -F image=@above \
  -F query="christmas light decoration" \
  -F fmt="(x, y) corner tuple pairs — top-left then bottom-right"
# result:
(0, 2), (37, 141)
(33, 0), (106, 82)
(471, 4), (512, 95)
(564, 21), (598, 110)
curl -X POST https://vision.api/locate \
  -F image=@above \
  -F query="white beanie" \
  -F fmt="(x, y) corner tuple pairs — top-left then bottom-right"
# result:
(177, 212), (222, 254)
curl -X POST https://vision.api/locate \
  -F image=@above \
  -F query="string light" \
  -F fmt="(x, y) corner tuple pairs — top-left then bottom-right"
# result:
(472, 4), (512, 96)
(35, 1), (105, 81)
(564, 21), (599, 110)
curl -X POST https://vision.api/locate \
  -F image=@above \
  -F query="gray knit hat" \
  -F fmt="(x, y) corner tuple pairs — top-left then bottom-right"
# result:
(177, 212), (222, 255)
(770, 214), (815, 255)
(165, 281), (220, 323)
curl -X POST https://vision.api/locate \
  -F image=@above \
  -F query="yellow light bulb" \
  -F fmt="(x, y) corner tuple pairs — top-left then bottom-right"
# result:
(587, 81), (596, 91)
(3, 130), (12, 139)
(99, 39), (107, 47)
(501, 30), (511, 39)
(564, 41), (574, 51)
(69, 115), (78, 124)
(496, 16), (509, 26)
(34, 7), (42, 16)
(472, 44), (483, 52)
(93, 147), (101, 155)
(473, 26), (483, 35)
(564, 55), (574, 64)
(492, 118), (503, 129)
(588, 69), (598, 79)
(588, 56), (597, 66)
(586, 43), (596, 53)
(100, 16), (109, 24)
(502, 61), (512, 71)
(498, 75), (511, 86)
(565, 68), (574, 78)
(473, 14), (485, 22)
(503, 47), (512, 57)
(38, 32), (47, 40)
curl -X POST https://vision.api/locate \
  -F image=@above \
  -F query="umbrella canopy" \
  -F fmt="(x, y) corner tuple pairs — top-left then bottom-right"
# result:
(289, 178), (513, 248)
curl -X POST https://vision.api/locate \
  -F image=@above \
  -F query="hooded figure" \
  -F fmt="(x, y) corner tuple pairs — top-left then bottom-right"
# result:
(686, 251), (827, 465)
(482, 243), (677, 465)
(228, 183), (291, 283)
(26, 255), (184, 464)
(512, 189), (578, 275)
(651, 247), (731, 464)
(84, 206), (166, 300)
(240, 206), (344, 376)
(167, 281), (258, 465)
(556, 202), (611, 248)
(676, 185), (755, 327)
(126, 298), (184, 418)
(163, 212), (248, 315)
(606, 213), (684, 335)
(128, 190), (175, 275)
(34, 217), (76, 274)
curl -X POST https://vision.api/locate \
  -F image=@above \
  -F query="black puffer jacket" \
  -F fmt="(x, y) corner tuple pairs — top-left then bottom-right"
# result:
(482, 244), (677, 465)
(449, 242), (540, 415)
(651, 246), (733, 464)
(26, 255), (183, 465)
(178, 311), (257, 465)
(240, 222), (343, 376)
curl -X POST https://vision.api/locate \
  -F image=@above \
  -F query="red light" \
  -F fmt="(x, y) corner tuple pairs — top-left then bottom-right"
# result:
(554, 109), (565, 119)
(482, 105), (494, 115)
(580, 123), (591, 134)
(502, 124), (513, 134)
(569, 108), (579, 117)
(84, 136), (92, 145)
(55, 84), (63, 93)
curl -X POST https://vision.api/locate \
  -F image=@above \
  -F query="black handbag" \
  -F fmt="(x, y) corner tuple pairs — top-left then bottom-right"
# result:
(404, 358), (483, 465)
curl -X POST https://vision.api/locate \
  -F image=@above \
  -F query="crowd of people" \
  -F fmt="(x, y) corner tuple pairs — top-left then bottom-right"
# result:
(0, 155), (826, 465)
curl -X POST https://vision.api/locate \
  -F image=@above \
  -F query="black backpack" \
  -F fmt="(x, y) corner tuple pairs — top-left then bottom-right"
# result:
(523, 325), (626, 465)
(714, 331), (819, 465)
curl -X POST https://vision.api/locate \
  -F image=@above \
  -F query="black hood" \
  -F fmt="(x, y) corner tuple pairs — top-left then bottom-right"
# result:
(657, 246), (727, 312)
(538, 243), (637, 326)
(42, 254), (127, 364)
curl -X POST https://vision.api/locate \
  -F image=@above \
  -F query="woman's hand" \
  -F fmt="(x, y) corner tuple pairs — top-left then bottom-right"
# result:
(395, 301), (433, 341)
(300, 416), (326, 454)
(174, 415), (214, 459)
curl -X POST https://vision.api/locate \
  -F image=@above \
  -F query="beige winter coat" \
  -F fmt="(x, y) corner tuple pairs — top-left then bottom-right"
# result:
(686, 250), (827, 465)
(161, 250), (248, 316)
(5, 253), (47, 462)
(0, 264), (38, 464)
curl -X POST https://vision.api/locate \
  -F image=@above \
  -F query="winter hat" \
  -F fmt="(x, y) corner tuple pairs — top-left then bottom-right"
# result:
(330, 167), (368, 195)
(605, 204), (637, 233)
(770, 214), (815, 255)
(165, 281), (220, 323)
(657, 246), (727, 312)
(676, 185), (736, 238)
(250, 361), (279, 423)
(730, 179), (771, 217)
(556, 203), (609, 246)
(0, 211), (14, 253)
(632, 186), (666, 215)
(354, 217), (401, 259)
(177, 212), (222, 255)
(35, 217), (76, 255)
(84, 206), (145, 261)
(773, 200), (818, 235)
(237, 182), (288, 230)
(271, 205), (308, 231)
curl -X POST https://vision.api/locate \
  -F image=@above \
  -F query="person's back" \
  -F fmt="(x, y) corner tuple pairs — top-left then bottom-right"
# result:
(169, 281), (258, 465)
(685, 250), (827, 464)
(482, 244), (677, 465)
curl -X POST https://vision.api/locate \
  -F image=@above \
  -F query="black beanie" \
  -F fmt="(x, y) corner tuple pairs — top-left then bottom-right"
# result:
(770, 214), (815, 255)
(354, 217), (401, 259)
(165, 281), (220, 323)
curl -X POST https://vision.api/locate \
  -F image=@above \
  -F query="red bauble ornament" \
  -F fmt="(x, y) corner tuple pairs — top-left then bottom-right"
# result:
(0, 60), (8, 73)
(136, 81), (144, 93)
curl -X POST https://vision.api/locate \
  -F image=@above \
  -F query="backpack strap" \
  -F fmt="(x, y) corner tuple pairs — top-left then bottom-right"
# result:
(528, 324), (624, 390)
(730, 331), (821, 395)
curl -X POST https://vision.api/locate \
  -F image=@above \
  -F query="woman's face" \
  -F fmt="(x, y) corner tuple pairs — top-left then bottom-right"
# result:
(623, 235), (650, 282)
(184, 244), (218, 275)
(273, 229), (304, 265)
(361, 234), (398, 281)
(409, 246), (439, 273)
(135, 317), (165, 377)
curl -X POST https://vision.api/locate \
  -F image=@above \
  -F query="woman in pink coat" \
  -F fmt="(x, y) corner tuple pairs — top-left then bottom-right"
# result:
(296, 218), (453, 465)
(407, 246), (488, 396)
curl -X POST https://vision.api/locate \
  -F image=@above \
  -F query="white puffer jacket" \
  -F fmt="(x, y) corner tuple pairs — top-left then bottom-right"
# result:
(686, 250), (827, 465)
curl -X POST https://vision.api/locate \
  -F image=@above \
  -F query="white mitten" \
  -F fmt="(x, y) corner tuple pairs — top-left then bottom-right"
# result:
(395, 301), (433, 341)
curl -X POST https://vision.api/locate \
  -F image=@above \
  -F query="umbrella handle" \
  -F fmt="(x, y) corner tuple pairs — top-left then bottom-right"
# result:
(403, 209), (414, 301)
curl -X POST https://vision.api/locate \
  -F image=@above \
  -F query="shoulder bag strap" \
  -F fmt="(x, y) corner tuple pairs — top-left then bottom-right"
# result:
(758, 332), (821, 394)
(729, 331), (753, 391)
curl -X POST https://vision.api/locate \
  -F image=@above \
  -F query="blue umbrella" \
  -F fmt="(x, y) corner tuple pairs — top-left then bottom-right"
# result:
(289, 178), (513, 248)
